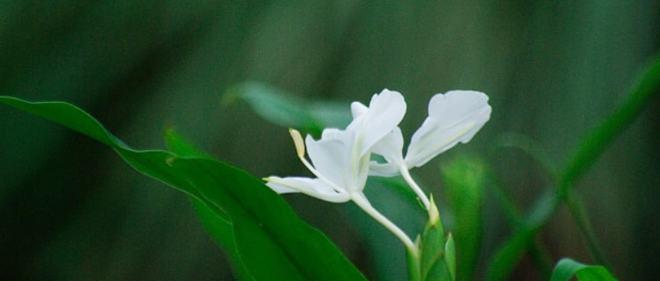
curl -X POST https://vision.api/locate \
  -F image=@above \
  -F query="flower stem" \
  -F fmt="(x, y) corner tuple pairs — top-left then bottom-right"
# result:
(400, 166), (430, 209)
(352, 193), (417, 252)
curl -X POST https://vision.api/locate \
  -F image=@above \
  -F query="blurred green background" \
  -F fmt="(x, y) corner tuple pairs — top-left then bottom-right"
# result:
(1, 1), (658, 280)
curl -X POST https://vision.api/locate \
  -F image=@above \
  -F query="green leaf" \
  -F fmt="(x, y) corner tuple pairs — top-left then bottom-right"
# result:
(164, 129), (253, 280)
(0, 96), (367, 281)
(550, 259), (618, 281)
(225, 81), (351, 136)
(164, 128), (215, 159)
(192, 200), (254, 281)
(486, 56), (660, 281)
(440, 155), (486, 281)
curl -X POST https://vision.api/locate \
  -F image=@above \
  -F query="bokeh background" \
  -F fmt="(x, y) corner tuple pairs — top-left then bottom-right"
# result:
(1, 1), (658, 280)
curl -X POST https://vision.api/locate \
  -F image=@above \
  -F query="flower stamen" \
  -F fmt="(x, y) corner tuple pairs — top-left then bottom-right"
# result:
(288, 128), (346, 195)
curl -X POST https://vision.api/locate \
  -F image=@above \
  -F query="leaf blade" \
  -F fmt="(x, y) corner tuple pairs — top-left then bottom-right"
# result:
(550, 258), (618, 281)
(0, 96), (367, 281)
(225, 81), (351, 136)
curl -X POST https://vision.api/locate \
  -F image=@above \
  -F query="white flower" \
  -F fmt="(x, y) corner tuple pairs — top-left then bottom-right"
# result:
(406, 90), (491, 167)
(265, 89), (417, 250)
(356, 90), (491, 176)
(264, 89), (406, 202)
(265, 128), (356, 202)
(263, 89), (489, 251)
(353, 90), (491, 208)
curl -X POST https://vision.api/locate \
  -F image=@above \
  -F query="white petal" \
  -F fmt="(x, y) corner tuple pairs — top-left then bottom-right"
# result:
(305, 130), (352, 189)
(351, 102), (368, 118)
(368, 161), (400, 177)
(265, 176), (350, 203)
(352, 151), (371, 192)
(320, 128), (345, 140)
(367, 127), (403, 178)
(371, 127), (405, 165)
(347, 89), (407, 156)
(405, 90), (491, 167)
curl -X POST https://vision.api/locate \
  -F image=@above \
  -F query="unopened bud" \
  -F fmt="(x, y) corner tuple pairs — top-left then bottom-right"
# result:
(428, 196), (440, 225)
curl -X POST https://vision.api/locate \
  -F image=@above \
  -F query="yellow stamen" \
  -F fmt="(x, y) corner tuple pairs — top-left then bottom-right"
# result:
(289, 128), (305, 157)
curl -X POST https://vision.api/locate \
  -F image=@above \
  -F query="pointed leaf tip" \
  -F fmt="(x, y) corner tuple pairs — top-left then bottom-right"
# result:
(445, 233), (457, 281)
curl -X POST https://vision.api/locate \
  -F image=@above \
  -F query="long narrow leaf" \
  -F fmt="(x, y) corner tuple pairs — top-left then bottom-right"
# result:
(485, 56), (660, 281)
(225, 81), (351, 137)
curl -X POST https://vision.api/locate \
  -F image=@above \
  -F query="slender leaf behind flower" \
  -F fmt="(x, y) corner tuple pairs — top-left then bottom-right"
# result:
(225, 81), (351, 136)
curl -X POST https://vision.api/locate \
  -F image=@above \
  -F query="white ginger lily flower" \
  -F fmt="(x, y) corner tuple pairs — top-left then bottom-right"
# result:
(265, 90), (416, 249)
(352, 90), (492, 208)
(265, 128), (357, 203)
(265, 89), (406, 202)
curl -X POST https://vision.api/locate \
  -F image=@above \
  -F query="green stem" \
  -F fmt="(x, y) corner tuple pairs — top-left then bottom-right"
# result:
(351, 193), (416, 251)
(400, 165), (431, 209)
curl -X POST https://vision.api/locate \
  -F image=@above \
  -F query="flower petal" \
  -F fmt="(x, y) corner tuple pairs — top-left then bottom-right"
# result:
(265, 176), (350, 203)
(347, 89), (407, 156)
(405, 90), (491, 167)
(320, 127), (345, 140)
(368, 161), (400, 177)
(305, 129), (352, 189)
(367, 126), (403, 177)
(372, 127), (405, 165)
(351, 101), (368, 118)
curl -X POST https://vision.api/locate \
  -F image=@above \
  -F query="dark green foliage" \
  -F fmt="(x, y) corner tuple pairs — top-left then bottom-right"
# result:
(0, 96), (367, 281)
(486, 57), (660, 281)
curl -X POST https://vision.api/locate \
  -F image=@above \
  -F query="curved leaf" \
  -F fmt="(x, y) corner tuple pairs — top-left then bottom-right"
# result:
(550, 259), (618, 281)
(0, 96), (367, 281)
